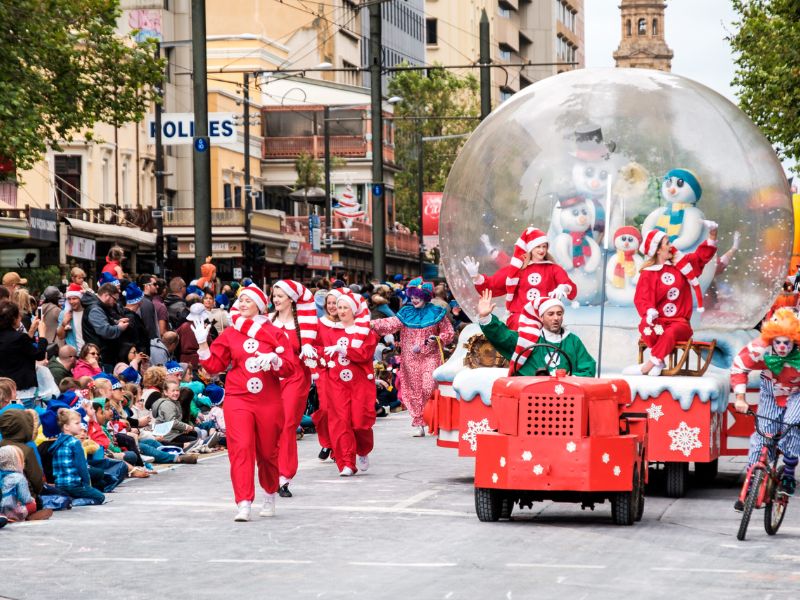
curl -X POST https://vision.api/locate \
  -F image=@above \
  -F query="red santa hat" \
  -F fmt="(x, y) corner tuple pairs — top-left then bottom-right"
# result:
(65, 283), (83, 299)
(272, 279), (319, 344)
(334, 289), (371, 349)
(237, 284), (269, 313)
(639, 229), (666, 258)
(505, 226), (549, 307)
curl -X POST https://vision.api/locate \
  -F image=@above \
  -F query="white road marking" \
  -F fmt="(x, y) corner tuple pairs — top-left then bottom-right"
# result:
(391, 489), (438, 510)
(349, 561), (456, 568)
(651, 567), (748, 574)
(208, 559), (313, 565)
(69, 557), (168, 563)
(506, 563), (606, 569)
(0, 558), (32, 562)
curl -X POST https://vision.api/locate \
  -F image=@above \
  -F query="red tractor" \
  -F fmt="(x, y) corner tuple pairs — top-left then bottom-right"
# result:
(473, 365), (648, 525)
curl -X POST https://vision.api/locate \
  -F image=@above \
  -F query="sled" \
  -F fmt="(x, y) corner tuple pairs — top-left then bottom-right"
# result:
(638, 338), (716, 377)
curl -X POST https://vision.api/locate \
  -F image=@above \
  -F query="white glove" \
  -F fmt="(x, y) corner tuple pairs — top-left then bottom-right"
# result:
(732, 231), (741, 250)
(703, 220), (719, 231)
(254, 351), (281, 371)
(324, 345), (346, 358)
(646, 308), (658, 326)
(548, 284), (571, 300)
(191, 322), (211, 345)
(384, 333), (395, 346)
(479, 234), (494, 254)
(461, 256), (481, 280)
(300, 344), (318, 360)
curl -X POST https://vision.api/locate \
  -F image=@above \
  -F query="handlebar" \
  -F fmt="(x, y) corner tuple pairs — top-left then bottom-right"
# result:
(746, 410), (800, 442)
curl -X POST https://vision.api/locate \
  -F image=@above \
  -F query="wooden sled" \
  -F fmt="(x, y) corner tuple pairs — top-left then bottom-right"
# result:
(638, 338), (716, 377)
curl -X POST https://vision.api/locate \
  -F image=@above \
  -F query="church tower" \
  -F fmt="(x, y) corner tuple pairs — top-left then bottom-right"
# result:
(613, 0), (673, 71)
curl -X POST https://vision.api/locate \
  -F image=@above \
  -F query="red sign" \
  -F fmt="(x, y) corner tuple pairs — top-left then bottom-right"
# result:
(422, 192), (442, 250)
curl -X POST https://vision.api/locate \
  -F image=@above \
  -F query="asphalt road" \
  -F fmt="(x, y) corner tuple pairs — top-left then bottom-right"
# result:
(2, 413), (798, 600)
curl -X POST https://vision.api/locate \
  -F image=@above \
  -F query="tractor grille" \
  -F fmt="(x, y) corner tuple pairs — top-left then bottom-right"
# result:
(523, 394), (578, 437)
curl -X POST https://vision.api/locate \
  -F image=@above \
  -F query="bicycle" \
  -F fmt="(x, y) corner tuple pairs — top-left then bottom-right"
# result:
(736, 410), (800, 541)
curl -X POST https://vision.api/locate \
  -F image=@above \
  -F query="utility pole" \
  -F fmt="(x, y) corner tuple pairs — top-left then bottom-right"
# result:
(154, 42), (165, 276)
(243, 71), (252, 271)
(480, 9), (492, 120)
(191, 0), (212, 275)
(369, 0), (385, 281)
(416, 131), (424, 274)
(323, 105), (332, 251)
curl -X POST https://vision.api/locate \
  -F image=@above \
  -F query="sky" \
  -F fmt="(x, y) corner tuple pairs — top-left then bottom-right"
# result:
(583, 0), (740, 101)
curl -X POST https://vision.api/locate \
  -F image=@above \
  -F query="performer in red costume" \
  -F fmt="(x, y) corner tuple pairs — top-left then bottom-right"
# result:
(313, 290), (340, 461)
(632, 224), (717, 376)
(318, 289), (378, 476)
(193, 284), (298, 522)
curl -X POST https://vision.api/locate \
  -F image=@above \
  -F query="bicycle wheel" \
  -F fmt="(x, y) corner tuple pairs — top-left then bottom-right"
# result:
(764, 468), (788, 536)
(737, 469), (765, 541)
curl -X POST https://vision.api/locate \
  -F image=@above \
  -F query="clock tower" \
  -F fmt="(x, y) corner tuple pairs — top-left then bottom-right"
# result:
(613, 1), (673, 71)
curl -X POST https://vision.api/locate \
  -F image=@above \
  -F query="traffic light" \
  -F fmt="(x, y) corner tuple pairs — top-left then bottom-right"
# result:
(165, 235), (178, 260)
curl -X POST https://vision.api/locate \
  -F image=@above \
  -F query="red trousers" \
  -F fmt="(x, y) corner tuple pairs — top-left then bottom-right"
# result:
(224, 393), (283, 503)
(312, 376), (332, 449)
(327, 378), (376, 472)
(278, 367), (311, 482)
(639, 318), (693, 362)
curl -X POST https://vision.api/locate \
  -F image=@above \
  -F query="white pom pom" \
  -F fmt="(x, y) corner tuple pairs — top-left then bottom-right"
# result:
(697, 307), (704, 313)
(367, 374), (374, 380)
(275, 346), (284, 354)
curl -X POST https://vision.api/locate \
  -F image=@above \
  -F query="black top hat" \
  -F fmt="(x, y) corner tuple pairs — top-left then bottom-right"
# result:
(572, 123), (616, 161)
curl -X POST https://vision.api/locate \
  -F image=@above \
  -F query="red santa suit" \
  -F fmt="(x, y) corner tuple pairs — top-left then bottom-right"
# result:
(199, 298), (297, 504)
(319, 290), (378, 474)
(634, 231), (716, 362)
(313, 312), (340, 452)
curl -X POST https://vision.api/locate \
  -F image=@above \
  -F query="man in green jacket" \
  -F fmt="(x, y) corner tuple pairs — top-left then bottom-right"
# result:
(47, 346), (77, 386)
(477, 290), (596, 377)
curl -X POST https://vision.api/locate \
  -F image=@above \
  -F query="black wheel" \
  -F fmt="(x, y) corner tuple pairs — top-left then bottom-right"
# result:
(500, 496), (513, 520)
(475, 487), (502, 522)
(694, 459), (719, 484)
(635, 468), (645, 522)
(764, 468), (788, 536)
(665, 462), (689, 498)
(611, 491), (636, 526)
(737, 469), (765, 541)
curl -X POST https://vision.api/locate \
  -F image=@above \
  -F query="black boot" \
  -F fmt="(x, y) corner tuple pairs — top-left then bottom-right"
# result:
(278, 483), (292, 498)
(318, 447), (331, 461)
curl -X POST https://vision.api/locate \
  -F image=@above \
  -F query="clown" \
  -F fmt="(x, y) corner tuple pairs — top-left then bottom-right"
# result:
(371, 278), (456, 437)
(193, 284), (298, 522)
(318, 290), (378, 476)
(642, 168), (708, 253)
(631, 225), (718, 376)
(605, 226), (643, 307)
(731, 308), (800, 505)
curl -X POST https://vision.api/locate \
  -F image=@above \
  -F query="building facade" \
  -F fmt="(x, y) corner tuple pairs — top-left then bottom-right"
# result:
(613, 0), (673, 71)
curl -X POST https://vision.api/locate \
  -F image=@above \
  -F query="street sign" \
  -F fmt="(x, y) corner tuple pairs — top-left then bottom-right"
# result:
(194, 137), (209, 152)
(233, 267), (243, 280)
(147, 112), (236, 146)
(372, 182), (385, 197)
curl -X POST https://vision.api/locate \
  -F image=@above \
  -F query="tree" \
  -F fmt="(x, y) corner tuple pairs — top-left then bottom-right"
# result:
(729, 0), (800, 173)
(388, 66), (480, 233)
(0, 0), (164, 172)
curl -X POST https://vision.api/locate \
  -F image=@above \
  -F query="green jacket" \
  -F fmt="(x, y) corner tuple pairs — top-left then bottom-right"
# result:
(47, 355), (72, 386)
(480, 315), (597, 377)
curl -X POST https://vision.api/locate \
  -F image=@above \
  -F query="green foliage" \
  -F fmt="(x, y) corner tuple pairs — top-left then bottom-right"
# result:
(388, 66), (480, 232)
(0, 0), (164, 171)
(1, 266), (63, 297)
(295, 151), (321, 191)
(729, 0), (800, 173)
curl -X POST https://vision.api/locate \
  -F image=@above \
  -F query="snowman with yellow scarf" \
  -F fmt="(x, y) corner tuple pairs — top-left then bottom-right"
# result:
(642, 168), (708, 254)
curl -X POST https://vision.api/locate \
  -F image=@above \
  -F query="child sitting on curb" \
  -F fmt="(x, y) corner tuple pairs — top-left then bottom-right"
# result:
(50, 409), (105, 505)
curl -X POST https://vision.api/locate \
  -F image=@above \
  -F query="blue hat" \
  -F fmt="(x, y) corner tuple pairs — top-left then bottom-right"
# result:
(56, 390), (81, 408)
(665, 168), (702, 201)
(407, 277), (434, 295)
(119, 366), (142, 385)
(98, 272), (120, 288)
(393, 274), (404, 282)
(332, 279), (346, 289)
(93, 373), (122, 390)
(122, 283), (144, 305)
(41, 398), (72, 438)
(185, 285), (204, 297)
(215, 293), (229, 309)
(242, 277), (253, 287)
(164, 361), (184, 375)
(204, 383), (225, 406)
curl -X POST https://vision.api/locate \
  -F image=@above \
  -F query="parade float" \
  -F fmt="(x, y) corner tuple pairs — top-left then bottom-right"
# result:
(426, 68), (793, 500)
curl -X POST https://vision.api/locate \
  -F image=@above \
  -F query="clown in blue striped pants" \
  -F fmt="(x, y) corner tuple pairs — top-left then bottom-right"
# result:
(747, 378), (800, 489)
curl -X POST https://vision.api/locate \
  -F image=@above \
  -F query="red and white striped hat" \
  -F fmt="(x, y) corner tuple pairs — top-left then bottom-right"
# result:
(504, 226), (549, 307)
(640, 229), (667, 258)
(509, 297), (545, 373)
(335, 289), (371, 349)
(65, 283), (83, 299)
(272, 280), (318, 344)
(238, 284), (269, 313)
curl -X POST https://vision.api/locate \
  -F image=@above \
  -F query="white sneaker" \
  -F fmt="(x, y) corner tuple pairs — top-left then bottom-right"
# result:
(260, 493), (276, 517)
(356, 454), (369, 472)
(234, 501), (252, 522)
(411, 426), (426, 437)
(340, 466), (354, 477)
(647, 358), (664, 377)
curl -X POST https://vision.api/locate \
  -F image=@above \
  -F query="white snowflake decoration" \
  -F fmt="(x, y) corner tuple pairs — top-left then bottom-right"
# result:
(646, 403), (664, 422)
(668, 421), (703, 457)
(521, 450), (533, 462)
(554, 384), (565, 395)
(461, 418), (492, 451)
(533, 464), (544, 476)
(643, 326), (652, 336)
(499, 457), (506, 468)
(653, 324), (664, 336)
(492, 473), (498, 484)
(613, 466), (621, 477)
(566, 441), (576, 453)
(602, 453), (610, 464)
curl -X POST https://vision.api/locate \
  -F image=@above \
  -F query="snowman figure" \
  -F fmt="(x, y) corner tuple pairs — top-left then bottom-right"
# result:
(551, 194), (602, 305)
(642, 168), (708, 253)
(605, 226), (643, 307)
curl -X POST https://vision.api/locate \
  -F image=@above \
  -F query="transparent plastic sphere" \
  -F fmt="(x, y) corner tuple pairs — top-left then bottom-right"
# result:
(440, 68), (791, 331)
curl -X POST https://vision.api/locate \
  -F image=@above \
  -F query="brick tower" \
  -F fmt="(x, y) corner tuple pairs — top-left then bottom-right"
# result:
(613, 0), (673, 71)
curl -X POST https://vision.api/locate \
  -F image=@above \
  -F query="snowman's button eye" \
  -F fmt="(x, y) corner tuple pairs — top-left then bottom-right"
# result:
(677, 179), (685, 187)
(572, 209), (579, 216)
(581, 209), (588, 216)
(585, 167), (594, 177)
(599, 171), (608, 180)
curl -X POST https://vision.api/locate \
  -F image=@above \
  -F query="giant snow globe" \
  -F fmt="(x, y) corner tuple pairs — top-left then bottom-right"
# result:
(440, 68), (792, 373)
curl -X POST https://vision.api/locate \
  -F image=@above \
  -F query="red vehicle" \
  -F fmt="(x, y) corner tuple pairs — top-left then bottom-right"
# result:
(473, 365), (648, 526)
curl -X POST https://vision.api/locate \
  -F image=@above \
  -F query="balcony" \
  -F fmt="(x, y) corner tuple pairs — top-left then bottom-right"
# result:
(284, 216), (419, 257)
(164, 208), (246, 227)
(0, 205), (155, 231)
(263, 135), (368, 160)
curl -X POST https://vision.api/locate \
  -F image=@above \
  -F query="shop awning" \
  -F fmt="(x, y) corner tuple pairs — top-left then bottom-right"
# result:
(63, 217), (156, 247)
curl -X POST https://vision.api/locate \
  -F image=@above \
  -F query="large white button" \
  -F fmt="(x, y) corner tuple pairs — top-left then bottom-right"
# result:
(337, 337), (350, 348)
(245, 356), (261, 373)
(246, 377), (263, 393)
(338, 355), (351, 366)
(666, 287), (680, 300)
(662, 302), (677, 317)
(339, 369), (353, 382)
(243, 339), (259, 354)
(526, 288), (540, 301)
(527, 273), (542, 286)
(660, 272), (676, 286)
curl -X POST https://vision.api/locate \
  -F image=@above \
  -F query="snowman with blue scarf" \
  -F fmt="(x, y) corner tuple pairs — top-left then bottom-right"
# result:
(642, 168), (708, 254)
